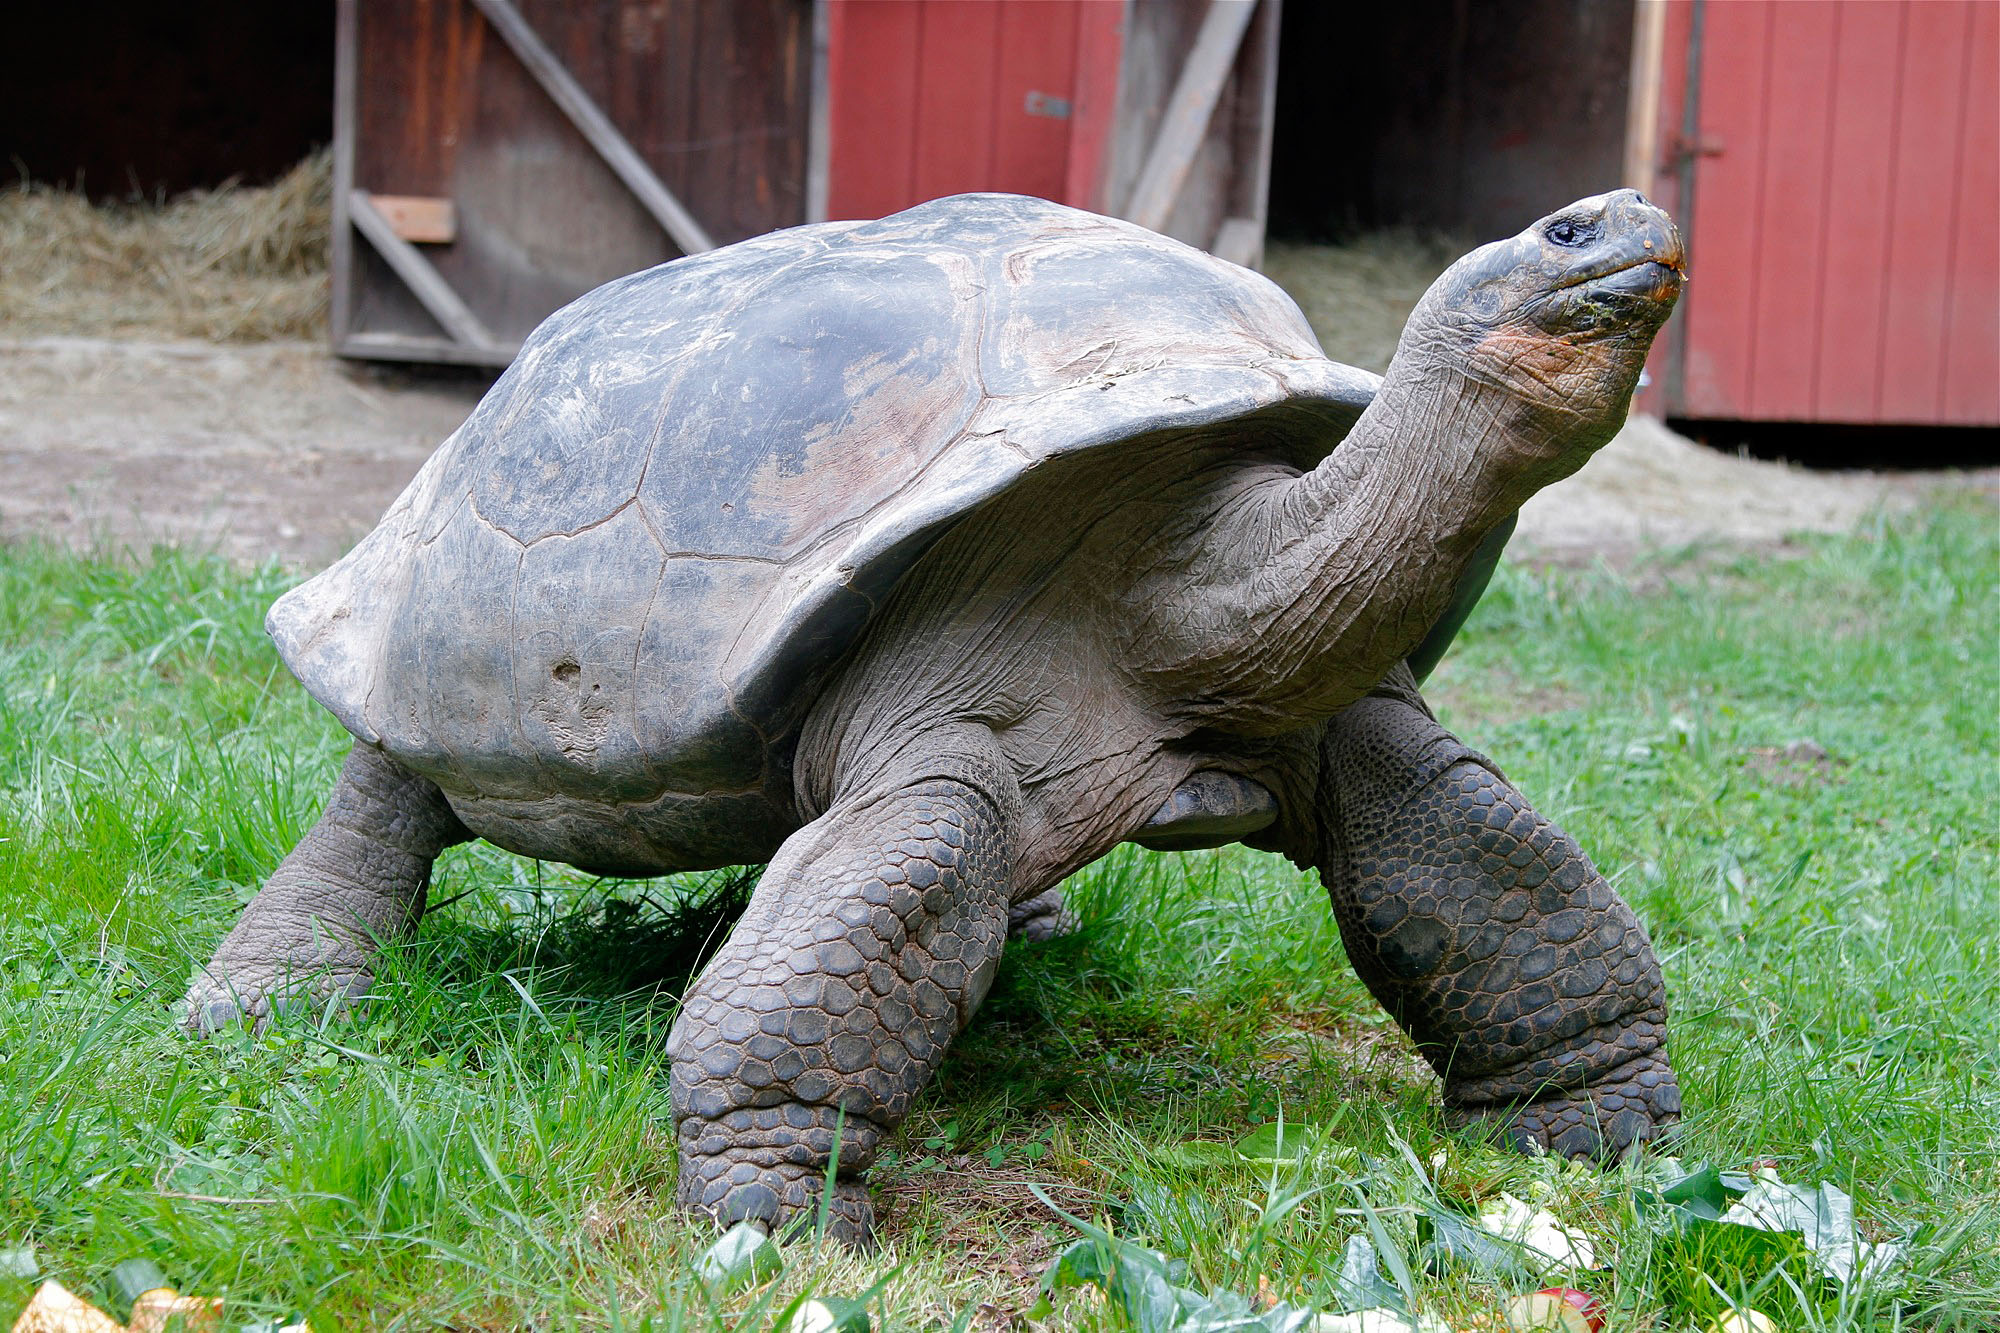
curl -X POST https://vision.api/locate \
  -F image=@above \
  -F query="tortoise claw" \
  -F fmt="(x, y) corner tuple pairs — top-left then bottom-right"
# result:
(1448, 1049), (1682, 1163)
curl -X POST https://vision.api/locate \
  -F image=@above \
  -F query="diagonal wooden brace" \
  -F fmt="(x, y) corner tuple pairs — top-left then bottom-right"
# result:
(469, 0), (717, 256)
(348, 189), (503, 354)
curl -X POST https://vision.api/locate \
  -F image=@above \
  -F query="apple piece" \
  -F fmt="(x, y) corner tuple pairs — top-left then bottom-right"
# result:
(1504, 1287), (1605, 1333)
(1709, 1311), (1777, 1333)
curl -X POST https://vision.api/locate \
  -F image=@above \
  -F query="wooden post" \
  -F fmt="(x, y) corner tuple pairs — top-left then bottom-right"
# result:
(806, 0), (833, 222)
(1623, 0), (1668, 197)
(329, 0), (359, 358)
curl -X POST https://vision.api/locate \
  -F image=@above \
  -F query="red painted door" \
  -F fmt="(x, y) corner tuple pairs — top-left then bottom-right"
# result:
(823, 0), (1124, 221)
(1655, 0), (1998, 426)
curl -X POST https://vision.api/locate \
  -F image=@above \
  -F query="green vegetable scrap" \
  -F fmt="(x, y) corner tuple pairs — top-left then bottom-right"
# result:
(1645, 1161), (1909, 1323)
(1031, 1187), (1444, 1333)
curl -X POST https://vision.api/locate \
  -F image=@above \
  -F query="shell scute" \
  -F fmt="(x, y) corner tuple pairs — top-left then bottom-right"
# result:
(635, 244), (984, 563)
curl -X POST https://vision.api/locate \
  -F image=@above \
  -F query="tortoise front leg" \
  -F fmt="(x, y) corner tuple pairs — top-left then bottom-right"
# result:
(183, 743), (467, 1032)
(1313, 667), (1679, 1160)
(668, 728), (1019, 1245)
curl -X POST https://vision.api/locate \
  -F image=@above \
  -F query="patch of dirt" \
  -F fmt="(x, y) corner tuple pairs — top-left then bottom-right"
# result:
(1514, 414), (1939, 564)
(1743, 737), (1847, 787)
(0, 336), (485, 566)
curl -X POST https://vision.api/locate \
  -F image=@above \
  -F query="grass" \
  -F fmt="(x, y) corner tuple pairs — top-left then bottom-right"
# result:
(0, 499), (1994, 1330)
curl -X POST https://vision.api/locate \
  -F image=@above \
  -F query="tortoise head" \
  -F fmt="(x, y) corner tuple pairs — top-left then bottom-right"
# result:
(1399, 189), (1685, 453)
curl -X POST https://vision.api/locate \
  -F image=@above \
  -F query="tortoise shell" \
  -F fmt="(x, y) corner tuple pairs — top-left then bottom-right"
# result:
(270, 194), (1377, 870)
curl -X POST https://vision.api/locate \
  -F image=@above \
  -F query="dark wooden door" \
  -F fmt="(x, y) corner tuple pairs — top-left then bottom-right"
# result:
(335, 0), (814, 366)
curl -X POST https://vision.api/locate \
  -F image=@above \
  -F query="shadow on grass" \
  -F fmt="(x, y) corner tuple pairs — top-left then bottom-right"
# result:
(412, 868), (760, 1029)
(394, 864), (1156, 1100)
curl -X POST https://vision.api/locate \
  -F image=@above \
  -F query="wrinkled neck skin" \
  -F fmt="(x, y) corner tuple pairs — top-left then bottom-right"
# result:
(1139, 309), (1644, 736)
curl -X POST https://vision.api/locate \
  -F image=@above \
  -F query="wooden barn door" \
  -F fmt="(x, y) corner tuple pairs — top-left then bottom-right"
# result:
(1650, 0), (1998, 426)
(821, 1), (1126, 221)
(333, 0), (813, 366)
(822, 0), (1282, 267)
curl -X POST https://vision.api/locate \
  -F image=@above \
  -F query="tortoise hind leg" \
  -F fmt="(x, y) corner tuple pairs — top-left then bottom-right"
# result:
(1313, 665), (1679, 1160)
(1008, 886), (1073, 941)
(668, 725), (1019, 1245)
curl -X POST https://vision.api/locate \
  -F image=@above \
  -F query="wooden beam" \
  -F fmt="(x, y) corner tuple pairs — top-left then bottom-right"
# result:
(349, 190), (503, 354)
(1623, 0), (1669, 197)
(467, 0), (716, 255)
(1227, 0), (1280, 269)
(1123, 0), (1258, 233)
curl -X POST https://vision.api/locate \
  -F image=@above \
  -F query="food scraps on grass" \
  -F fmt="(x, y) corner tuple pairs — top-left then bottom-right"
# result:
(1473, 1195), (1597, 1271)
(1502, 1288), (1605, 1333)
(9, 1281), (124, 1333)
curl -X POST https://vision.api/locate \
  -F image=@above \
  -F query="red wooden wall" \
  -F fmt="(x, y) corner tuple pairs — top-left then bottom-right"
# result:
(1655, 0), (1998, 426)
(823, 0), (1125, 221)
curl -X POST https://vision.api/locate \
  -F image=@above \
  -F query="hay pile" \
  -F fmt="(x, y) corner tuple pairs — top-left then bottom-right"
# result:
(0, 151), (331, 342)
(1263, 231), (1461, 374)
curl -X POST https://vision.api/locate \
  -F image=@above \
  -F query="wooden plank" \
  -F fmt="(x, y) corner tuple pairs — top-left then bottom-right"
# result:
(726, 1), (804, 235)
(1811, 0), (1904, 423)
(991, 1), (1080, 204)
(1677, 0), (1774, 419)
(826, 1), (923, 218)
(913, 2), (1004, 201)
(687, 1), (737, 244)
(1743, 0), (1839, 421)
(1061, 0), (1126, 212)
(350, 189), (501, 352)
(1876, 1), (1973, 423)
(369, 194), (457, 244)
(340, 330), (519, 367)
(1939, 0), (1999, 424)
(1124, 0), (1257, 233)
(467, 0), (716, 254)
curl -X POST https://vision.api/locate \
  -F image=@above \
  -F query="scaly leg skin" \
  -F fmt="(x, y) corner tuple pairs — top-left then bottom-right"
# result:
(1315, 667), (1680, 1160)
(668, 731), (1018, 1246)
(182, 743), (467, 1033)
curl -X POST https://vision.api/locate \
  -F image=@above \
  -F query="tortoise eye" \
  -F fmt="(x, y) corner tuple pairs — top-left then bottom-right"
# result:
(1546, 218), (1594, 247)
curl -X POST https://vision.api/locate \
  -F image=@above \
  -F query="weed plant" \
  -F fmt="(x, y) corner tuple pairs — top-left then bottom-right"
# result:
(0, 501), (1993, 1329)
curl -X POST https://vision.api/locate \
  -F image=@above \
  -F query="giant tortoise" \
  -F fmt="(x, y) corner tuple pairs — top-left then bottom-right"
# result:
(188, 189), (1687, 1243)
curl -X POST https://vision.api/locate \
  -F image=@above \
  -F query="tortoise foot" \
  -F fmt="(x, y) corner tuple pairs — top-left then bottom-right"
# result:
(677, 1112), (877, 1249)
(1448, 1049), (1682, 1163)
(181, 968), (372, 1036)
